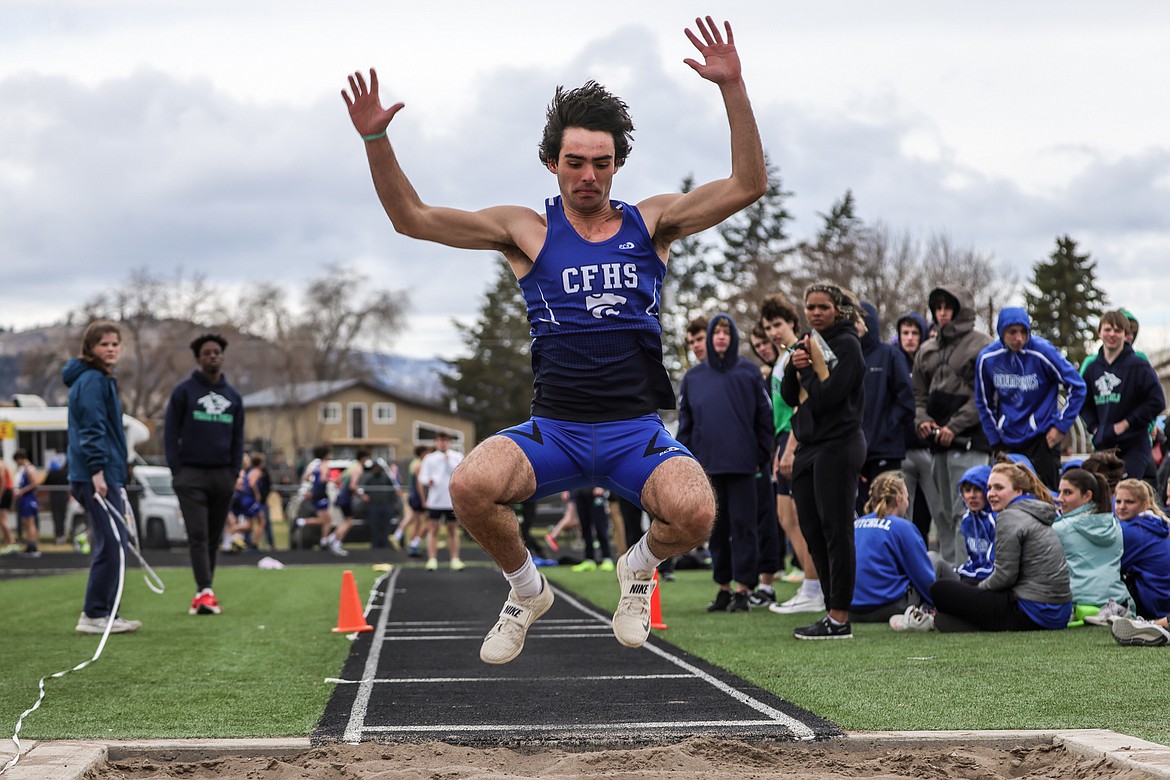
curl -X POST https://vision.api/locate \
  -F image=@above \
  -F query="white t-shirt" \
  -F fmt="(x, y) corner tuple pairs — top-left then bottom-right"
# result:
(417, 448), (464, 511)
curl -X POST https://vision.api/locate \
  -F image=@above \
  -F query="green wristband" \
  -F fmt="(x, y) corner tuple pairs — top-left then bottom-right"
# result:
(362, 131), (387, 142)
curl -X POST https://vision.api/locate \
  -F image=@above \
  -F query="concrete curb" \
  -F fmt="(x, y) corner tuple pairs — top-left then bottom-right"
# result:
(3, 730), (1169, 779)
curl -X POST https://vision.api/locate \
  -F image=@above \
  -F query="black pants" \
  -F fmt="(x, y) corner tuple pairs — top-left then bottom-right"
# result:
(1013, 433), (1061, 491)
(519, 501), (545, 557)
(367, 504), (395, 548)
(792, 431), (865, 612)
(174, 465), (236, 592)
(708, 472), (759, 589)
(756, 472), (780, 576)
(930, 579), (1044, 632)
(574, 490), (612, 563)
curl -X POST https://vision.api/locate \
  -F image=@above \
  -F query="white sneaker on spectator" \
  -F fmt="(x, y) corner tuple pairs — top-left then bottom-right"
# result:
(1110, 617), (1170, 647)
(768, 590), (825, 614)
(75, 612), (142, 635)
(889, 605), (935, 632)
(1083, 598), (1130, 626)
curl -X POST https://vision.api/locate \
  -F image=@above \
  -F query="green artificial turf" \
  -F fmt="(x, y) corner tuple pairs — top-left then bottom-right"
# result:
(544, 567), (1170, 746)
(0, 565), (370, 740)
(1, 564), (1166, 745)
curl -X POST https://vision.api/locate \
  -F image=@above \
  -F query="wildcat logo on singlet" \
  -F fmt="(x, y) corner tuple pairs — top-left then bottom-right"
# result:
(195, 391), (234, 423)
(1093, 372), (1122, 404)
(563, 262), (639, 317)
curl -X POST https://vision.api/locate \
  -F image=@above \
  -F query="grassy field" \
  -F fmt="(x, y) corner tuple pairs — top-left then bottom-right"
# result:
(1, 562), (1167, 745)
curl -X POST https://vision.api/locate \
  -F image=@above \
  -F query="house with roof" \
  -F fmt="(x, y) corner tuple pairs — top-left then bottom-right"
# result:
(241, 379), (474, 467)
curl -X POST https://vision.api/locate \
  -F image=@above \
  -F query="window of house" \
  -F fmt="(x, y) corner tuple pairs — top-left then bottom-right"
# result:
(373, 402), (396, 424)
(413, 422), (464, 450)
(320, 402), (341, 424)
(349, 403), (366, 440)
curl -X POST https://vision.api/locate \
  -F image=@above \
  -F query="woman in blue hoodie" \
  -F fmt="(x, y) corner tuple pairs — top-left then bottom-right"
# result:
(63, 321), (141, 635)
(1113, 479), (1170, 620)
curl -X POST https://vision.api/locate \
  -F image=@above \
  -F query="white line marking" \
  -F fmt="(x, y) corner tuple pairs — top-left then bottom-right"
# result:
(363, 720), (794, 734)
(342, 569), (395, 743)
(326, 674), (695, 684)
(345, 576), (818, 742)
(551, 586), (818, 741)
(383, 632), (611, 641)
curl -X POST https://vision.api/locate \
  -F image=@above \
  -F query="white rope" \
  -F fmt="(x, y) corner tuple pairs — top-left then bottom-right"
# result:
(2, 487), (164, 774)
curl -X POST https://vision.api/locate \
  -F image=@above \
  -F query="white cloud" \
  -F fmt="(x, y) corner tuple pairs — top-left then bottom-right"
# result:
(2, 1), (1169, 358)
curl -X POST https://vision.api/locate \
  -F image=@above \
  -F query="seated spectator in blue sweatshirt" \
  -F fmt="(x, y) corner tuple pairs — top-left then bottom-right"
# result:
(1114, 479), (1170, 621)
(974, 307), (1086, 490)
(850, 471), (936, 623)
(933, 464), (997, 583)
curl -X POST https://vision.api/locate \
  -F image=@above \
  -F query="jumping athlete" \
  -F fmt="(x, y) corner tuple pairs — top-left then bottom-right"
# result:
(343, 15), (766, 664)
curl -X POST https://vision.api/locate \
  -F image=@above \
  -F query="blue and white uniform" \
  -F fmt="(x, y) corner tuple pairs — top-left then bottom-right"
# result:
(498, 196), (692, 506)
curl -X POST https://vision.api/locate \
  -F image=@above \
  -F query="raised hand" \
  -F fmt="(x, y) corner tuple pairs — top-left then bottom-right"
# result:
(682, 16), (742, 85)
(341, 68), (405, 139)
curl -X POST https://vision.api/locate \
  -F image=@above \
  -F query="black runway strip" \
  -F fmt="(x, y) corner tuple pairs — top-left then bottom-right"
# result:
(314, 565), (841, 747)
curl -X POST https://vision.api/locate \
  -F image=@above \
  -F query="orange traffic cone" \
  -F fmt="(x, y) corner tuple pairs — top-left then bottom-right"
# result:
(333, 569), (373, 633)
(650, 570), (667, 631)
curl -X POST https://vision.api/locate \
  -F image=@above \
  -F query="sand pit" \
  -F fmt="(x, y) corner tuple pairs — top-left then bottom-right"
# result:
(87, 737), (1158, 780)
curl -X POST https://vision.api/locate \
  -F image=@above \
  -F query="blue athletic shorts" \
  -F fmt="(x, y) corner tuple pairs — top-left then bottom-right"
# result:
(496, 414), (694, 509)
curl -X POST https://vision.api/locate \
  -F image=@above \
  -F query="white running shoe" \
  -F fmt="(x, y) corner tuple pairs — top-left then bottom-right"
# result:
(889, 605), (935, 632)
(75, 612), (142, 635)
(480, 574), (554, 664)
(1110, 617), (1170, 647)
(768, 590), (826, 614)
(612, 552), (656, 648)
(449, 558), (466, 571)
(1083, 598), (1130, 627)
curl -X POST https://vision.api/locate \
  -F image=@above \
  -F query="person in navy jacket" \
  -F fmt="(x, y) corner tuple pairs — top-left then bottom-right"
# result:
(164, 333), (245, 617)
(974, 307), (1085, 490)
(677, 313), (773, 613)
(1080, 310), (1166, 484)
(856, 301), (914, 512)
(851, 471), (936, 623)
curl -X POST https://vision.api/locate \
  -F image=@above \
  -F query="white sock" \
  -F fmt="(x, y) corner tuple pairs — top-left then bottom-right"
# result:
(624, 535), (663, 575)
(802, 579), (823, 598)
(758, 583), (775, 595)
(503, 552), (543, 598)
(392, 529), (403, 541)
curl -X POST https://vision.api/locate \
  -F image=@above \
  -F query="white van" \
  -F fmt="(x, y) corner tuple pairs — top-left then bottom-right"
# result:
(0, 399), (183, 547)
(64, 464), (187, 549)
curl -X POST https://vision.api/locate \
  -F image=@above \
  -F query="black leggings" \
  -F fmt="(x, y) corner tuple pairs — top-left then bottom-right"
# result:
(930, 580), (1044, 632)
(792, 432), (865, 612)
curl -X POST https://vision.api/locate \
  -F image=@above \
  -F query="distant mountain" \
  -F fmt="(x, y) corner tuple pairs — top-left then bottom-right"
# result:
(0, 327), (453, 408)
(360, 351), (452, 406)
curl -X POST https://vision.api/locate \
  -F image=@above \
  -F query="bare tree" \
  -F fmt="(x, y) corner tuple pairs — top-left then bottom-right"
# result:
(920, 232), (1017, 336)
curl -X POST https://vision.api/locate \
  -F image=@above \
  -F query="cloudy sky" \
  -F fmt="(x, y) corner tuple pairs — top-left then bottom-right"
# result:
(2, 1), (1168, 359)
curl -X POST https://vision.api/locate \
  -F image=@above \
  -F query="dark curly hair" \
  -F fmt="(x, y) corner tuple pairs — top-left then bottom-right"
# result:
(190, 333), (228, 359)
(538, 81), (634, 168)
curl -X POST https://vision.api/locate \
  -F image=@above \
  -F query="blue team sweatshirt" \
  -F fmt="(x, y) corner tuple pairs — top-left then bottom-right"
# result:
(974, 307), (1086, 449)
(956, 464), (996, 580)
(859, 302), (914, 461)
(852, 512), (937, 611)
(1119, 511), (1170, 619)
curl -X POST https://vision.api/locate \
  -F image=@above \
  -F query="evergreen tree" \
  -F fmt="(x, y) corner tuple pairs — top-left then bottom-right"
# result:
(1024, 235), (1107, 364)
(443, 256), (534, 442)
(795, 190), (865, 296)
(660, 175), (719, 384)
(712, 154), (794, 321)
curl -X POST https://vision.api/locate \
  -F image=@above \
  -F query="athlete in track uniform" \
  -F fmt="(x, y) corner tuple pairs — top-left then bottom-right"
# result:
(343, 15), (766, 664)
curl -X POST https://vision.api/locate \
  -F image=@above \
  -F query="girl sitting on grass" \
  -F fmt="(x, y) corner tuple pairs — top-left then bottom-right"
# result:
(849, 471), (936, 624)
(1114, 478), (1170, 622)
(926, 461), (1072, 633)
(1053, 467), (1129, 620)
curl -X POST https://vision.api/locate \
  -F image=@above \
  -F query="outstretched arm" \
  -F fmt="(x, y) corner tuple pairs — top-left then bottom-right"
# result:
(342, 69), (542, 258)
(639, 17), (767, 252)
